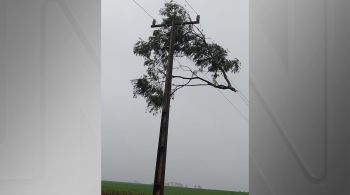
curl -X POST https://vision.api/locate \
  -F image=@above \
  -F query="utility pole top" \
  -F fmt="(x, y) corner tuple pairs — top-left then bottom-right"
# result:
(151, 15), (200, 28)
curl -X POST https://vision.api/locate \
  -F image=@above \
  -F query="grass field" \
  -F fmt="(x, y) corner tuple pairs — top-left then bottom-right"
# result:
(102, 181), (248, 195)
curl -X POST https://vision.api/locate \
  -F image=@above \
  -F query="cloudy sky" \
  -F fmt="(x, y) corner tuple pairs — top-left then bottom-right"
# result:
(102, 0), (248, 192)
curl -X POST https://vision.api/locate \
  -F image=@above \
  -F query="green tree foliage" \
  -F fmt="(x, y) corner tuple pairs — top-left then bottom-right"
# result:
(132, 1), (241, 114)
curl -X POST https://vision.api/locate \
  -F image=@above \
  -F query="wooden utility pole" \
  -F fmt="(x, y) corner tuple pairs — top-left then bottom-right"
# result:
(151, 15), (200, 195)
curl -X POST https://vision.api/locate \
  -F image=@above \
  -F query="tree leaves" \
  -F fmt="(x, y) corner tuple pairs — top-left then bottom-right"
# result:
(132, 75), (164, 114)
(132, 1), (241, 114)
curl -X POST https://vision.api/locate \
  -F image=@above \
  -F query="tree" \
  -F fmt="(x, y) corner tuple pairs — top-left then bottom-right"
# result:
(132, 1), (241, 114)
(131, 1), (241, 195)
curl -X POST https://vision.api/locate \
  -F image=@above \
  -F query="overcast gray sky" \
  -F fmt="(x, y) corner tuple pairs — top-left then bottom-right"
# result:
(102, 0), (248, 192)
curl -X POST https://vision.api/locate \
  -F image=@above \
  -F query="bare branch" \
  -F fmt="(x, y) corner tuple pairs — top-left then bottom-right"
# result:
(173, 84), (209, 87)
(171, 76), (192, 96)
(172, 75), (237, 92)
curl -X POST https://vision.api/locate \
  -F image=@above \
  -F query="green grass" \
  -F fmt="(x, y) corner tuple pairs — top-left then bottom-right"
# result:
(102, 180), (248, 195)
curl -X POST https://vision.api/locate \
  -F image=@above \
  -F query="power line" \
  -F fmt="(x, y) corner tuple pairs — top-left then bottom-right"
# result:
(184, 0), (199, 16)
(238, 92), (249, 106)
(129, 1), (248, 121)
(131, 0), (155, 20)
(202, 74), (249, 122)
(231, 82), (249, 106)
(190, 17), (250, 106)
(175, 58), (248, 122)
(176, 52), (249, 107)
(215, 87), (249, 122)
(236, 86), (249, 102)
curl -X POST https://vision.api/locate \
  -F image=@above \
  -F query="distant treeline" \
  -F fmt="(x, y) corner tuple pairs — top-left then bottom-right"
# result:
(165, 181), (202, 189)
(102, 180), (249, 195)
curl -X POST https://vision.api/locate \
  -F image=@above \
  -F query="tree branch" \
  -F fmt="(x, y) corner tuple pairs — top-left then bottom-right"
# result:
(173, 84), (209, 87)
(171, 77), (192, 96)
(219, 66), (233, 88)
(191, 26), (237, 92)
(172, 75), (237, 92)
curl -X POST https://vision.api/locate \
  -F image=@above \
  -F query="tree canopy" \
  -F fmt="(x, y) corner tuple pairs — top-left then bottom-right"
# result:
(132, 1), (241, 114)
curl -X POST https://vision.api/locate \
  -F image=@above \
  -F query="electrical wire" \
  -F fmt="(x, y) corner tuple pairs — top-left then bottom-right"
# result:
(187, 7), (249, 106)
(184, 0), (199, 16)
(131, 0), (155, 20)
(129, 0), (248, 121)
(202, 73), (249, 122)
(232, 82), (249, 106)
(175, 58), (248, 122)
(215, 87), (249, 122)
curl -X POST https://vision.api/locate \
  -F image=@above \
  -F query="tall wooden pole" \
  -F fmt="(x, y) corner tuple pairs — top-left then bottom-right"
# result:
(152, 20), (176, 195)
(151, 16), (200, 195)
